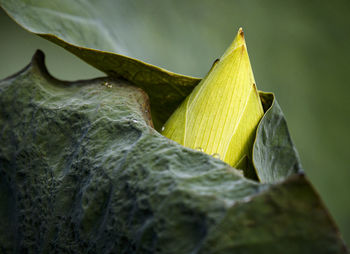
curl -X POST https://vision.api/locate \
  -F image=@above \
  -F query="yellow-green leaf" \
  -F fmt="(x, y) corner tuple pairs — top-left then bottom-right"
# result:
(162, 28), (264, 167)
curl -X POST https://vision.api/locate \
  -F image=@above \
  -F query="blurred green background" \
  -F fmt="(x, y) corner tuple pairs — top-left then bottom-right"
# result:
(1, 0), (349, 246)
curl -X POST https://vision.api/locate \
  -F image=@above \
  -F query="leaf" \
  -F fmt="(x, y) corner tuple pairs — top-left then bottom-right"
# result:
(0, 2), (301, 180)
(0, 51), (347, 253)
(162, 28), (264, 168)
(0, 0), (201, 129)
(253, 92), (303, 183)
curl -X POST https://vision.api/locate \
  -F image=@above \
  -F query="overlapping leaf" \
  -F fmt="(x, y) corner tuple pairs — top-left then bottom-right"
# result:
(0, 51), (347, 253)
(0, 0), (201, 129)
(0, 1), (348, 251)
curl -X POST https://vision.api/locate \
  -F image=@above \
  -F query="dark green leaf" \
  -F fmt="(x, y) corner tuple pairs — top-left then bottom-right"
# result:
(0, 0), (202, 129)
(252, 92), (303, 183)
(0, 51), (347, 253)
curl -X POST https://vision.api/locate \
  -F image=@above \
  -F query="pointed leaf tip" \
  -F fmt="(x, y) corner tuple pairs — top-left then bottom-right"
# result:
(220, 27), (248, 61)
(238, 27), (244, 37)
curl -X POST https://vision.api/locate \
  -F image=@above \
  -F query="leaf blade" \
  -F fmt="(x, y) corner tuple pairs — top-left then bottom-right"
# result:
(0, 0), (201, 129)
(252, 92), (303, 183)
(0, 51), (346, 253)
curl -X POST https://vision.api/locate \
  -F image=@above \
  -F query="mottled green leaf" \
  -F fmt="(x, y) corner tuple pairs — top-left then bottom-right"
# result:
(0, 51), (347, 253)
(0, 0), (348, 251)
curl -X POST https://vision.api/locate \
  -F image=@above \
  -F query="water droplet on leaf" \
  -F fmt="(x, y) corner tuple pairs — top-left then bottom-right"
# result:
(102, 81), (112, 88)
(212, 153), (221, 159)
